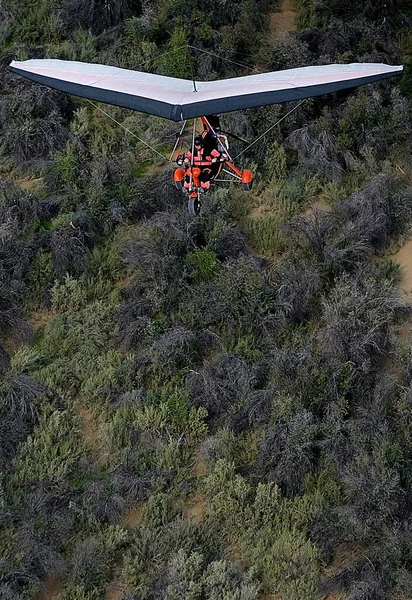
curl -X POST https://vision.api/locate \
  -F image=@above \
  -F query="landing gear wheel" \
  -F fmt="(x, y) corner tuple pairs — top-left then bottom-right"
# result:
(188, 195), (201, 216)
(242, 180), (253, 191)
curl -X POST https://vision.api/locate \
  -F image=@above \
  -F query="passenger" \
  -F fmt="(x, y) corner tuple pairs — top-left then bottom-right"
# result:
(184, 136), (221, 190)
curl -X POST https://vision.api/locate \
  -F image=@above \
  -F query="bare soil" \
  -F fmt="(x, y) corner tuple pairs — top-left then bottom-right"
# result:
(392, 237), (412, 301)
(33, 575), (63, 600)
(105, 584), (127, 600)
(249, 200), (264, 220)
(28, 309), (53, 332)
(249, 197), (272, 220)
(390, 237), (412, 340)
(15, 176), (43, 191)
(193, 450), (208, 476)
(319, 541), (373, 600)
(182, 493), (206, 523)
(0, 334), (21, 358)
(121, 501), (145, 528)
(0, 309), (52, 359)
(303, 193), (332, 216)
(269, 0), (297, 41)
(73, 398), (109, 466)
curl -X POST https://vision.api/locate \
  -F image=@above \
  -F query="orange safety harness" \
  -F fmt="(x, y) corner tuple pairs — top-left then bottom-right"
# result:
(185, 146), (220, 167)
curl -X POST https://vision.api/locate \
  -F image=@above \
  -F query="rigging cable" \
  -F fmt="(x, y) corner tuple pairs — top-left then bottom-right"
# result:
(86, 99), (167, 162)
(87, 47), (304, 164)
(233, 99), (307, 160)
(188, 45), (260, 73)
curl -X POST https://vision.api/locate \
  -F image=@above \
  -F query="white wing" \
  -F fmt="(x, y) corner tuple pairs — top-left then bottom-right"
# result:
(9, 59), (403, 122)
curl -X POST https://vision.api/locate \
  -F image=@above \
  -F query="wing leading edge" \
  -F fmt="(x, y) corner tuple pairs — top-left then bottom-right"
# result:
(9, 59), (403, 122)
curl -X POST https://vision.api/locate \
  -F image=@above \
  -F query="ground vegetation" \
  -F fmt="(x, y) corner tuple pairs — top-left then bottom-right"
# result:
(1, 0), (412, 598)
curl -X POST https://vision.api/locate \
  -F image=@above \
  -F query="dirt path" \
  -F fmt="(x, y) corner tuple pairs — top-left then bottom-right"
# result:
(33, 575), (63, 600)
(269, 0), (296, 41)
(73, 397), (110, 467)
(105, 586), (126, 600)
(15, 176), (43, 192)
(392, 238), (412, 301)
(182, 493), (206, 523)
(28, 309), (53, 332)
(391, 237), (412, 340)
(0, 308), (52, 362)
(120, 501), (145, 528)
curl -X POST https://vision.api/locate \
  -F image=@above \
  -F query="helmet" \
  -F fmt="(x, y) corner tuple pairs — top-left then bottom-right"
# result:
(194, 136), (204, 146)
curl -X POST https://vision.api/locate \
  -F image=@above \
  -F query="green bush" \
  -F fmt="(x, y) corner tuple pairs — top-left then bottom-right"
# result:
(204, 428), (261, 469)
(12, 0), (63, 45)
(185, 249), (221, 284)
(243, 213), (290, 254)
(12, 406), (84, 487)
(81, 350), (135, 401)
(165, 549), (260, 600)
(50, 143), (83, 194)
(264, 141), (287, 183)
(158, 26), (191, 78)
(51, 273), (121, 313)
(60, 28), (98, 62)
(117, 17), (157, 68)
(202, 461), (321, 597)
(106, 387), (208, 453)
(141, 492), (181, 528)
(33, 302), (119, 398)
(26, 248), (53, 310)
(180, 257), (265, 333)
(56, 586), (99, 600)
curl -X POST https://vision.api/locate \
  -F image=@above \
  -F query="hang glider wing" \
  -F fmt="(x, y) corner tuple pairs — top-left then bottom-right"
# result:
(8, 59), (403, 122)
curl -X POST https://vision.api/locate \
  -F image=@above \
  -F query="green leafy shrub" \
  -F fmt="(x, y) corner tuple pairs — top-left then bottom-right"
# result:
(12, 406), (84, 487)
(180, 257), (265, 333)
(264, 141), (287, 183)
(165, 549), (259, 600)
(60, 28), (98, 62)
(11, 0), (63, 45)
(243, 213), (290, 254)
(203, 461), (321, 598)
(185, 249), (221, 284)
(80, 350), (135, 401)
(56, 586), (99, 600)
(203, 428), (261, 470)
(106, 387), (208, 453)
(49, 142), (85, 195)
(66, 525), (127, 593)
(51, 273), (121, 313)
(375, 258), (402, 285)
(117, 17), (157, 68)
(27, 249), (53, 310)
(141, 492), (181, 528)
(158, 26), (191, 78)
(34, 302), (118, 398)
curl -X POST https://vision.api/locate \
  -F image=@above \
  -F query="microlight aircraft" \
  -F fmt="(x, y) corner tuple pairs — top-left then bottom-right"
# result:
(9, 59), (402, 215)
